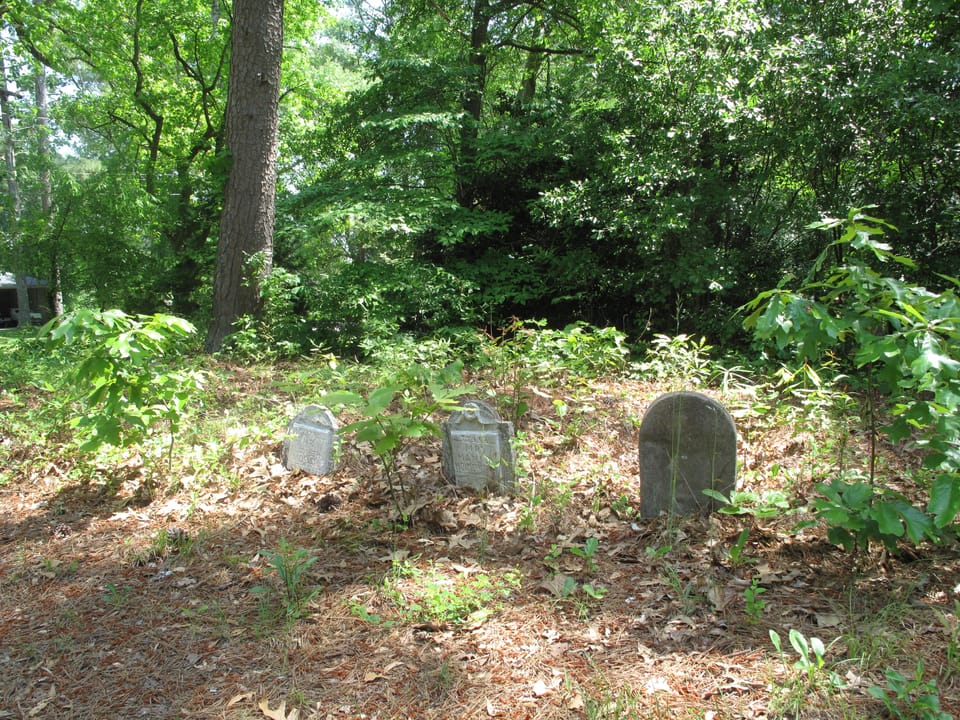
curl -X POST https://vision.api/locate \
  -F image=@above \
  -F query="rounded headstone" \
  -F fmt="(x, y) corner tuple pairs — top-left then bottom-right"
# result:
(638, 391), (737, 518)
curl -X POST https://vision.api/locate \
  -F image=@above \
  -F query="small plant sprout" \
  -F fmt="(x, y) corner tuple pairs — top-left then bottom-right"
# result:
(867, 662), (951, 720)
(770, 628), (842, 687)
(569, 536), (601, 573)
(252, 540), (320, 620)
(744, 578), (766, 620)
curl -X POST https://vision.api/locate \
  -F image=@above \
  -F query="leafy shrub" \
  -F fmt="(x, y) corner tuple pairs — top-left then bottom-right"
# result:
(744, 207), (960, 547)
(217, 260), (481, 361)
(43, 309), (204, 482)
(481, 319), (629, 378)
(321, 361), (474, 522)
(638, 333), (715, 386)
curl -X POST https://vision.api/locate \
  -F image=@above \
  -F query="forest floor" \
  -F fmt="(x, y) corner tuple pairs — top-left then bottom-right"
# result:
(2, 360), (960, 720)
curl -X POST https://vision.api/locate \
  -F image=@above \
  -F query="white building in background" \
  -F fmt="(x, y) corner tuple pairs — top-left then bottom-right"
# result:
(0, 273), (50, 327)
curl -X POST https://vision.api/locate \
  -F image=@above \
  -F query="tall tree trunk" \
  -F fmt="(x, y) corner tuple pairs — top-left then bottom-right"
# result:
(205, 0), (284, 352)
(456, 0), (490, 209)
(36, 63), (61, 316)
(0, 52), (29, 327)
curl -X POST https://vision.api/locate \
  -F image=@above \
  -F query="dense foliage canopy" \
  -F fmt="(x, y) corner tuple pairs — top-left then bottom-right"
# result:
(0, 0), (956, 352)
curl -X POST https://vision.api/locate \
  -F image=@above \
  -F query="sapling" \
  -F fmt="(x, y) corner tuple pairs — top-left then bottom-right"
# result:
(43, 309), (204, 494)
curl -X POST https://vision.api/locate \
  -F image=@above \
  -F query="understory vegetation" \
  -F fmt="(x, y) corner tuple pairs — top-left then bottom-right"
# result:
(2, 211), (959, 718)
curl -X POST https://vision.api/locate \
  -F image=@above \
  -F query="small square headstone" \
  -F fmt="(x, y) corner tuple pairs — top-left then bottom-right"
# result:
(442, 399), (516, 493)
(639, 391), (737, 518)
(282, 405), (339, 475)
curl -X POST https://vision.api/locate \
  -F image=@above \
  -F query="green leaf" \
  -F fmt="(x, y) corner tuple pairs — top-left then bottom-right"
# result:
(366, 386), (400, 416)
(927, 474), (960, 528)
(320, 390), (363, 407)
(769, 629), (782, 653)
(893, 502), (935, 545)
(789, 629), (809, 657)
(870, 501), (904, 537)
(826, 526), (857, 552)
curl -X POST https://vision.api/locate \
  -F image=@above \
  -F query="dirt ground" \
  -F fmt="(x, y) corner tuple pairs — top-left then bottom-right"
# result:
(2, 372), (959, 719)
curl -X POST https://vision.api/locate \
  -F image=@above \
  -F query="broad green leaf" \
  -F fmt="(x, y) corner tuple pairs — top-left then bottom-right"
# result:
(320, 390), (363, 407)
(373, 434), (401, 456)
(789, 629), (808, 657)
(927, 474), (960, 528)
(893, 502), (935, 545)
(366, 386), (400, 416)
(870, 502), (904, 537)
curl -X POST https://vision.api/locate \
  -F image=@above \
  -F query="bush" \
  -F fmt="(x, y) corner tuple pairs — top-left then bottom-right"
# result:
(223, 260), (482, 360)
(743, 208), (960, 549)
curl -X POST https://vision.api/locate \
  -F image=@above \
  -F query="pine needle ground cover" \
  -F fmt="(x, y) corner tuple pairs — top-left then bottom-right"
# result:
(1, 341), (959, 719)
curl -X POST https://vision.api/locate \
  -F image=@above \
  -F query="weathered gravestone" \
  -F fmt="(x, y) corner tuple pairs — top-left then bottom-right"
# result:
(282, 405), (339, 475)
(639, 391), (737, 518)
(442, 400), (516, 493)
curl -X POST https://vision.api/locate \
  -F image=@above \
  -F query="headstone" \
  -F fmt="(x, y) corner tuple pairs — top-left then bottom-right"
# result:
(442, 400), (516, 493)
(639, 391), (737, 518)
(282, 405), (339, 475)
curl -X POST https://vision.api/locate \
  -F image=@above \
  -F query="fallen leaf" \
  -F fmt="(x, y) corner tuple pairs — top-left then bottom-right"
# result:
(259, 698), (299, 720)
(532, 679), (551, 697)
(644, 676), (673, 695)
(816, 612), (842, 628)
(27, 684), (55, 717)
(227, 692), (253, 707)
(539, 573), (576, 598)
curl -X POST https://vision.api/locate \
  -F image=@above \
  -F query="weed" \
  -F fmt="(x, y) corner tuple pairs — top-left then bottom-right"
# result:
(321, 361), (474, 521)
(703, 488), (793, 519)
(660, 563), (700, 614)
(611, 493), (637, 520)
(867, 662), (951, 720)
(744, 578), (766, 621)
(645, 545), (672, 561)
(639, 333), (715, 387)
(252, 540), (320, 620)
(41, 310), (205, 498)
(583, 684), (643, 720)
(569, 536), (601, 574)
(350, 603), (396, 627)
(380, 558), (522, 627)
(543, 544), (563, 572)
(102, 583), (132, 608)
(728, 527), (753, 567)
(769, 628), (844, 716)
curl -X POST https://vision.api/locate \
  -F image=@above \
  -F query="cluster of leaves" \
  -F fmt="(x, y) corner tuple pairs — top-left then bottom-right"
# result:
(223, 260), (481, 360)
(42, 310), (204, 470)
(744, 208), (960, 549)
(253, 540), (321, 621)
(320, 361), (474, 521)
(374, 556), (522, 628)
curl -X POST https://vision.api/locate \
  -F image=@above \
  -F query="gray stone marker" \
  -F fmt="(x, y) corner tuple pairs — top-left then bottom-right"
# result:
(282, 405), (339, 475)
(442, 399), (516, 493)
(639, 391), (737, 518)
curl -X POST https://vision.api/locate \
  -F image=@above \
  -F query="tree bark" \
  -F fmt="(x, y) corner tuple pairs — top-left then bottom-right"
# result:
(206, 0), (284, 352)
(455, 0), (491, 210)
(36, 63), (62, 316)
(0, 52), (30, 327)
